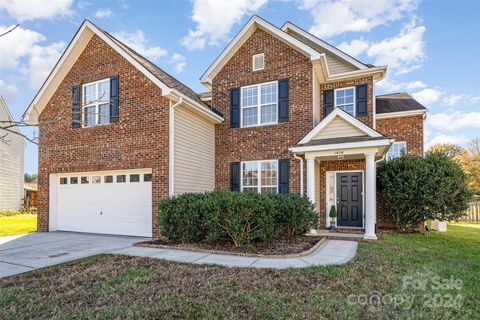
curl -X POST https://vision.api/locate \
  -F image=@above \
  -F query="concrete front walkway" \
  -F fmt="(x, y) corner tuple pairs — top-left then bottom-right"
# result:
(109, 239), (358, 269)
(0, 232), (358, 278)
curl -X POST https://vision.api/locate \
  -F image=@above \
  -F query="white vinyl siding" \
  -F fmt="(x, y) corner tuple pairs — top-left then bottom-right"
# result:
(325, 53), (357, 74)
(173, 106), (215, 195)
(0, 101), (24, 211)
(312, 116), (366, 140)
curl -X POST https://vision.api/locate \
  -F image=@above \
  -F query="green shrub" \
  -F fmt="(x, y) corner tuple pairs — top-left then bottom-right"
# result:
(269, 193), (318, 237)
(378, 153), (472, 232)
(157, 193), (210, 243)
(156, 191), (318, 246)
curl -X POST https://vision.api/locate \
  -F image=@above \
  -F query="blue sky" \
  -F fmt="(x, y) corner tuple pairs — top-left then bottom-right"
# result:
(0, 0), (479, 174)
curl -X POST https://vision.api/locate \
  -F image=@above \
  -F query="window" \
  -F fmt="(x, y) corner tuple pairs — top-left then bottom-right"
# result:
(386, 141), (407, 161)
(252, 53), (264, 71)
(104, 175), (113, 183)
(81, 177), (89, 184)
(60, 177), (67, 185)
(70, 177), (78, 184)
(130, 174), (140, 182)
(241, 160), (278, 193)
(117, 175), (126, 183)
(144, 174), (152, 182)
(92, 176), (101, 184)
(334, 87), (355, 116)
(241, 81), (277, 127)
(83, 78), (110, 127)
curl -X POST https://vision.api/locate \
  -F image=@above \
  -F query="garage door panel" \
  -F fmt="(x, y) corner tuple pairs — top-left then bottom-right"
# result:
(53, 170), (152, 237)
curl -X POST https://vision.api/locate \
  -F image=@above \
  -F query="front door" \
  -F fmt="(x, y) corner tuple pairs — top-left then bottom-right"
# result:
(336, 172), (363, 227)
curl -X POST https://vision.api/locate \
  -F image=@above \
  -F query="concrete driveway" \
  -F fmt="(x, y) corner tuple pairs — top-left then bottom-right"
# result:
(0, 232), (148, 278)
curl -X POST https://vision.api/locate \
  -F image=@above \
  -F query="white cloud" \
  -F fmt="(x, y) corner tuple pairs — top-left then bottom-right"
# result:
(367, 19), (426, 75)
(412, 88), (442, 106)
(181, 0), (268, 50)
(470, 96), (480, 104)
(26, 41), (66, 88)
(428, 111), (480, 132)
(94, 8), (113, 19)
(0, 0), (73, 21)
(113, 30), (167, 61)
(0, 25), (45, 69)
(337, 38), (369, 56)
(377, 78), (427, 91)
(168, 53), (186, 73)
(0, 80), (18, 101)
(299, 0), (418, 38)
(442, 94), (463, 106)
(427, 134), (467, 148)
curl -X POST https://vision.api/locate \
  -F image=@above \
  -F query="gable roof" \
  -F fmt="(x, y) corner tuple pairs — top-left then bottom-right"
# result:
(298, 108), (384, 145)
(376, 93), (427, 114)
(200, 15), (322, 88)
(23, 20), (222, 124)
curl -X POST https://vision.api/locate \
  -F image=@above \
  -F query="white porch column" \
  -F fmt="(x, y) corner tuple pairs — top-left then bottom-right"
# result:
(306, 156), (316, 205)
(364, 152), (377, 240)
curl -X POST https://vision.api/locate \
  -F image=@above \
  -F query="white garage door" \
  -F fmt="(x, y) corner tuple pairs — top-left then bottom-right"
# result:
(51, 169), (152, 237)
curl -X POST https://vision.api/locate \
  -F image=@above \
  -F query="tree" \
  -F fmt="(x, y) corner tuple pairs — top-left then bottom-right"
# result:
(24, 173), (38, 183)
(426, 143), (463, 159)
(378, 154), (472, 232)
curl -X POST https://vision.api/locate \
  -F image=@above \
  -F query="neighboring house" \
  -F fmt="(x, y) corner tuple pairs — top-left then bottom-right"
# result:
(24, 182), (38, 208)
(23, 17), (426, 239)
(0, 96), (25, 211)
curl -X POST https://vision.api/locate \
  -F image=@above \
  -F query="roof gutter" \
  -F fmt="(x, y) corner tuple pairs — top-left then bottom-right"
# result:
(165, 89), (223, 123)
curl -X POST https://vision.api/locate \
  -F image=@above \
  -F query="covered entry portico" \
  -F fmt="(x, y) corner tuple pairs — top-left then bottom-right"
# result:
(290, 109), (392, 240)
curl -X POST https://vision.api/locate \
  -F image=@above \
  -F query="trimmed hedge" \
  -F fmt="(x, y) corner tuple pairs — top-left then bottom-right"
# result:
(157, 191), (318, 246)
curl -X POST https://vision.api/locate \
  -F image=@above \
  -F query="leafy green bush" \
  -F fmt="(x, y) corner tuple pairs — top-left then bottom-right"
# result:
(378, 153), (472, 232)
(269, 193), (318, 237)
(157, 191), (318, 246)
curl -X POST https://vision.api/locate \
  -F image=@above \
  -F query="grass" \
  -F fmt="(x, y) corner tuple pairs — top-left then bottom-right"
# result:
(0, 224), (479, 319)
(0, 214), (37, 237)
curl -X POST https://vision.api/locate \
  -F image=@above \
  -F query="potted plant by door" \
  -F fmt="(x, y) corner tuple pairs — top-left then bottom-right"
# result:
(329, 205), (337, 232)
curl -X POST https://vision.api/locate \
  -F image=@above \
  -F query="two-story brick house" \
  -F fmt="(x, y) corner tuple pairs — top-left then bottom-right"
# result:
(23, 16), (426, 239)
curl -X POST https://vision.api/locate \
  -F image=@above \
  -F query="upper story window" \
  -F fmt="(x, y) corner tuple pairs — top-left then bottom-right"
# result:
(241, 81), (278, 127)
(83, 78), (110, 127)
(334, 87), (355, 116)
(387, 141), (407, 161)
(241, 160), (278, 193)
(252, 53), (265, 71)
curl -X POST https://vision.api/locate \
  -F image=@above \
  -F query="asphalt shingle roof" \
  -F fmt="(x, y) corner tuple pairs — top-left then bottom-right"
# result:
(376, 93), (427, 114)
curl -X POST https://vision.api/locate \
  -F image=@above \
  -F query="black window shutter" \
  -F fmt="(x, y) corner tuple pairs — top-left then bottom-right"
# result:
(356, 84), (368, 116)
(323, 89), (334, 117)
(230, 88), (240, 128)
(278, 159), (289, 194)
(71, 84), (81, 128)
(278, 78), (289, 122)
(230, 162), (240, 191)
(110, 75), (119, 123)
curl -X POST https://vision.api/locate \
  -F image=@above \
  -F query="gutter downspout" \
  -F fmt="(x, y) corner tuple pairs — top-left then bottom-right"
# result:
(372, 152), (387, 234)
(169, 97), (183, 197)
(293, 154), (304, 196)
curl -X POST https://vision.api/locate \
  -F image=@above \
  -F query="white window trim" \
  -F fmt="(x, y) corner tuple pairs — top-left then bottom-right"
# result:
(386, 141), (407, 161)
(82, 78), (110, 128)
(240, 80), (278, 128)
(240, 159), (279, 193)
(252, 53), (265, 71)
(334, 86), (356, 116)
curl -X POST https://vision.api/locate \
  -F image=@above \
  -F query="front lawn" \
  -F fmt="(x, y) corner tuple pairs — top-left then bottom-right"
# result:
(1, 224), (478, 319)
(0, 214), (37, 237)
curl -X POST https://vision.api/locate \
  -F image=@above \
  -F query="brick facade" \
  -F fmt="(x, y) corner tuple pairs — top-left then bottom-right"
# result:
(212, 28), (313, 194)
(376, 115), (424, 156)
(37, 35), (170, 236)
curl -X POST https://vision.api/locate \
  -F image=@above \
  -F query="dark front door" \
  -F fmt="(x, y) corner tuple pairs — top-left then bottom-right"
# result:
(336, 172), (363, 227)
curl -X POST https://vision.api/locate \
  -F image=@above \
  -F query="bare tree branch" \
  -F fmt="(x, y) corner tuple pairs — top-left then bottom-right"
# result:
(0, 24), (19, 38)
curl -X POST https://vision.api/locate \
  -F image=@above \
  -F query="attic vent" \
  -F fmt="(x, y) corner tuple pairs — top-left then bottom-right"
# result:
(252, 53), (265, 71)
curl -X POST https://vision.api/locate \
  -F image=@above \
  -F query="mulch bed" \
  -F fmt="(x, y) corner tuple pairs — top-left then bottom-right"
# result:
(136, 236), (323, 256)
